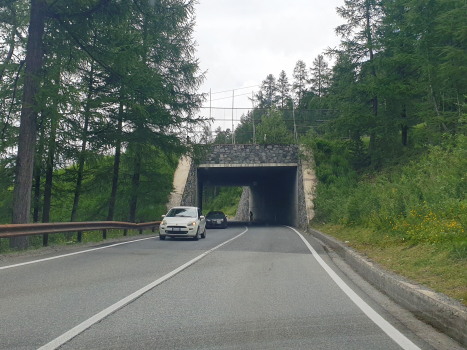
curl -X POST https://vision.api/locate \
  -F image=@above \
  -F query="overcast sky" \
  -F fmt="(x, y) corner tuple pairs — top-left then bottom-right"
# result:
(193, 0), (344, 130)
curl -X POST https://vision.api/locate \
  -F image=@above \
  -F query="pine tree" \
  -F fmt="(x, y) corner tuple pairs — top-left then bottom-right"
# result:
(309, 54), (331, 100)
(292, 60), (308, 108)
(334, 0), (383, 154)
(276, 70), (291, 109)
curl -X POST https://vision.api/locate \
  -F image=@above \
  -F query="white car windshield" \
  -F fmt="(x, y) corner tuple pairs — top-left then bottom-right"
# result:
(166, 208), (198, 218)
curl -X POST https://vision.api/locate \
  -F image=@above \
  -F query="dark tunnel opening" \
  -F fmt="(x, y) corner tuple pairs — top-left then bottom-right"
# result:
(197, 166), (299, 227)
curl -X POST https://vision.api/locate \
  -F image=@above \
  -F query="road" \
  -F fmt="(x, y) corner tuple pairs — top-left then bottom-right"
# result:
(0, 224), (461, 349)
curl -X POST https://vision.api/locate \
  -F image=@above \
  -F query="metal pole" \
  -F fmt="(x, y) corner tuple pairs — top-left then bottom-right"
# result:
(232, 90), (235, 144)
(292, 99), (297, 141)
(252, 91), (255, 144)
(209, 88), (211, 120)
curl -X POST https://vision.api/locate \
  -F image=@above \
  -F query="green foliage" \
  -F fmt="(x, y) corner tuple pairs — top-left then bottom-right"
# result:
(256, 107), (294, 144)
(0, 149), (176, 225)
(202, 187), (243, 217)
(0, 0), (205, 235)
(309, 133), (467, 258)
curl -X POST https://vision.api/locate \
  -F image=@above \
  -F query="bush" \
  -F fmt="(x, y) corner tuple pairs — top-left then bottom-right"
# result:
(308, 133), (467, 258)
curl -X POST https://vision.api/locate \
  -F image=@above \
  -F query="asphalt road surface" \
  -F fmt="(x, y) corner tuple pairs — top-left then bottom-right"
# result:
(0, 224), (462, 350)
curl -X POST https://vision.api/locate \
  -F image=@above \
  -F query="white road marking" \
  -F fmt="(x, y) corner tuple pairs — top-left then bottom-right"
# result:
(0, 237), (157, 271)
(37, 227), (249, 350)
(287, 226), (421, 350)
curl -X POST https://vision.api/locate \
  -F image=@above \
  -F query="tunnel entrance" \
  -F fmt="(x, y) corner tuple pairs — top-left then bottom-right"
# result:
(197, 166), (299, 226)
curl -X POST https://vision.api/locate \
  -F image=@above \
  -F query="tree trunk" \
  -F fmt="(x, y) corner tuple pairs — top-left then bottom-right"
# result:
(41, 114), (58, 223)
(11, 0), (46, 249)
(401, 106), (408, 147)
(128, 144), (142, 223)
(41, 55), (61, 225)
(365, 0), (378, 157)
(70, 118), (88, 222)
(33, 126), (45, 222)
(107, 99), (124, 221)
(71, 64), (93, 222)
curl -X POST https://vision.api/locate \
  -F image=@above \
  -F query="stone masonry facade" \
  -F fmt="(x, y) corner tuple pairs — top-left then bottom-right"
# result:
(180, 161), (197, 207)
(234, 187), (250, 221)
(201, 144), (299, 165)
(181, 144), (310, 229)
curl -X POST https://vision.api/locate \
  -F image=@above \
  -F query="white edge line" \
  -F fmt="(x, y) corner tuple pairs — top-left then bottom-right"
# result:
(38, 227), (249, 350)
(0, 237), (158, 271)
(286, 226), (421, 350)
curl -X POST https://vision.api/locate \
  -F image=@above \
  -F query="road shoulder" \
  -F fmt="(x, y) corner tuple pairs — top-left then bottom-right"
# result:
(299, 227), (466, 350)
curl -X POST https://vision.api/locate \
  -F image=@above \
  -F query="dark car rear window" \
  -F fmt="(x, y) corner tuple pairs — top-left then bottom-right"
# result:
(206, 212), (225, 219)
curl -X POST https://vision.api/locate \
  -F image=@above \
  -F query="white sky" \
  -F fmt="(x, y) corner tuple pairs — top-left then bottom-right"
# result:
(193, 0), (344, 131)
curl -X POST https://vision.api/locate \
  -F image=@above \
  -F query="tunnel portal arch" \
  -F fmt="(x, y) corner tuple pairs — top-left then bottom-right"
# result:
(176, 144), (313, 229)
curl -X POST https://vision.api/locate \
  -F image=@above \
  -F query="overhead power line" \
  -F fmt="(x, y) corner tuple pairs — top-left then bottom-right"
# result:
(210, 91), (254, 101)
(206, 85), (260, 95)
(199, 107), (338, 111)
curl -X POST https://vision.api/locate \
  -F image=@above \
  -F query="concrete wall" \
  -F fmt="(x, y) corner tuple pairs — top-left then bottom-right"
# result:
(166, 157), (191, 210)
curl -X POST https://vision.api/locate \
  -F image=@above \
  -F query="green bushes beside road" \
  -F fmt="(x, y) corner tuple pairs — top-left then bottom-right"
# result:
(307, 134), (467, 259)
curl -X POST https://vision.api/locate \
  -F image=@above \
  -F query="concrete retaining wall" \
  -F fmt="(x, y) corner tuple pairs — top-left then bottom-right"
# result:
(308, 227), (467, 347)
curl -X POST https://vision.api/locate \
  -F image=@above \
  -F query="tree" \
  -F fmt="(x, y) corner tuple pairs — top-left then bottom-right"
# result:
(256, 107), (294, 144)
(334, 0), (383, 153)
(213, 127), (232, 144)
(276, 70), (291, 108)
(261, 74), (278, 108)
(10, 0), (46, 249)
(292, 60), (308, 108)
(309, 54), (331, 100)
(254, 74), (278, 109)
(3, 0), (206, 247)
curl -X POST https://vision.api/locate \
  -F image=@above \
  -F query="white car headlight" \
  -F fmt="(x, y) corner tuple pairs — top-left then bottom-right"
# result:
(187, 221), (197, 226)
(162, 220), (167, 226)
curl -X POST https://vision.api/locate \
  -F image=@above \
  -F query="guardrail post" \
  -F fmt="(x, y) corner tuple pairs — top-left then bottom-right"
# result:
(43, 234), (48, 247)
(77, 231), (82, 242)
(152, 226), (155, 233)
(103, 229), (107, 240)
(139, 229), (143, 235)
(123, 229), (127, 236)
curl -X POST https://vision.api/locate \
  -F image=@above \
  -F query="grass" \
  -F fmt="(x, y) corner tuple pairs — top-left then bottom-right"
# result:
(0, 228), (157, 255)
(312, 223), (467, 306)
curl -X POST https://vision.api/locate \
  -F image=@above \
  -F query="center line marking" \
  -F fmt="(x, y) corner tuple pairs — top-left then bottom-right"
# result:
(38, 227), (249, 350)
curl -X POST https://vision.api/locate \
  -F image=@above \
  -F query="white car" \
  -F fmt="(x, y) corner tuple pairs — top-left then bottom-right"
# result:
(159, 206), (206, 241)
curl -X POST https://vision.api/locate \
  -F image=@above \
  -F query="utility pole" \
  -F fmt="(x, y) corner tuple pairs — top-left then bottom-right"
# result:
(232, 90), (235, 144)
(292, 99), (297, 141)
(252, 91), (256, 144)
(209, 88), (211, 120)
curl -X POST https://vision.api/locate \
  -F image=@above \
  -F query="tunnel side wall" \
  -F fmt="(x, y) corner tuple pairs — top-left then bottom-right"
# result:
(297, 161), (308, 230)
(180, 160), (198, 207)
(235, 187), (250, 221)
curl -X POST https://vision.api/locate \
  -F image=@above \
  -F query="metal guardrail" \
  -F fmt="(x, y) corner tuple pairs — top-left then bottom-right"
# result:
(0, 221), (161, 246)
